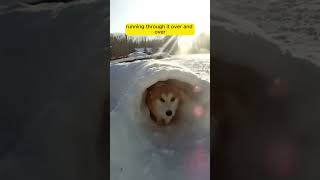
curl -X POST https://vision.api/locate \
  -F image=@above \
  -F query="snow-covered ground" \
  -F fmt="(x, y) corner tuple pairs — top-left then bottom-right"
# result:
(214, 0), (320, 65)
(110, 54), (210, 180)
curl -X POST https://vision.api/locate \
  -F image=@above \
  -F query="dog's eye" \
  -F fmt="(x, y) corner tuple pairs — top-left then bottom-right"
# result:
(160, 98), (165, 102)
(170, 97), (175, 102)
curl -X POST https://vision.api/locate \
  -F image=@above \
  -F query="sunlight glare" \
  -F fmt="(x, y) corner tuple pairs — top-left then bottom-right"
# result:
(111, 0), (210, 34)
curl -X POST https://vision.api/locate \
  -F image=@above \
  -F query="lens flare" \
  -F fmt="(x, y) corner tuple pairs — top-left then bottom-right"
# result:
(183, 144), (210, 180)
(193, 105), (204, 119)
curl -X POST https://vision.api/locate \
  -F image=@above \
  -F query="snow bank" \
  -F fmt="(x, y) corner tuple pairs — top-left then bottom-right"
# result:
(110, 57), (210, 180)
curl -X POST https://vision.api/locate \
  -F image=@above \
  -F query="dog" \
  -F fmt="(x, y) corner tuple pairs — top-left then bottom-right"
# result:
(145, 79), (199, 125)
(146, 80), (190, 125)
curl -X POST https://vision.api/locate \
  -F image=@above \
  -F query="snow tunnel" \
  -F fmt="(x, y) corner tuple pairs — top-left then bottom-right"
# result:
(110, 58), (210, 180)
(143, 78), (207, 126)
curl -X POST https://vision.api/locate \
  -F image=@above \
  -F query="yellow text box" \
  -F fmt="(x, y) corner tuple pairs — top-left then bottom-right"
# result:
(125, 23), (195, 36)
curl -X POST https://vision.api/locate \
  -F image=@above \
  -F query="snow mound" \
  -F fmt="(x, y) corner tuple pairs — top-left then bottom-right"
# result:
(110, 58), (210, 180)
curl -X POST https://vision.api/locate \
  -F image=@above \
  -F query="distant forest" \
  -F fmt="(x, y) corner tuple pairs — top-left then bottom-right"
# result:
(110, 33), (210, 58)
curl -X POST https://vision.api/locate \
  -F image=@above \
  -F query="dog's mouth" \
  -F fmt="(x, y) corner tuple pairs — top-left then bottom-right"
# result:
(150, 112), (175, 126)
(158, 118), (172, 126)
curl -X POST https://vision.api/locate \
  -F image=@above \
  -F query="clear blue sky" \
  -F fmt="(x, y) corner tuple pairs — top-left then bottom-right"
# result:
(110, 0), (210, 34)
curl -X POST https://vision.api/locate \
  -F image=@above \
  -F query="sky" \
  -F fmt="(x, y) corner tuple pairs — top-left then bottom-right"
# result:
(110, 0), (210, 35)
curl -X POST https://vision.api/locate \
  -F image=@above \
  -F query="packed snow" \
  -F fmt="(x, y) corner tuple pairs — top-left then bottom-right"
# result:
(110, 54), (210, 180)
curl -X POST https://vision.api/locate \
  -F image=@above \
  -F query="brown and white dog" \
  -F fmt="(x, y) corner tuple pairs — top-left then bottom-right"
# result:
(145, 79), (195, 125)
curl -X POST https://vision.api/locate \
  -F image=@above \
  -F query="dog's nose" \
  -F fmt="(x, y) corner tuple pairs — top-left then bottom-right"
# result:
(166, 110), (172, 116)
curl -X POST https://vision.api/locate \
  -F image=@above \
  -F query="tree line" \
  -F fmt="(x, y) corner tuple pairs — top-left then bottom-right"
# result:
(110, 33), (210, 59)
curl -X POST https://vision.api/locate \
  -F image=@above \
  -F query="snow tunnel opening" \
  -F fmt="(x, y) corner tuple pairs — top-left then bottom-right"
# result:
(141, 78), (206, 126)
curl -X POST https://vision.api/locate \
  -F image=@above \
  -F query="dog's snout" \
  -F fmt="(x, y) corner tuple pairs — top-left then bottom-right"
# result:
(166, 110), (172, 116)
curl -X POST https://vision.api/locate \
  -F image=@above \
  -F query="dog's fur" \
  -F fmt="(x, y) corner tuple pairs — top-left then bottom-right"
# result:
(146, 81), (182, 125)
(145, 79), (193, 125)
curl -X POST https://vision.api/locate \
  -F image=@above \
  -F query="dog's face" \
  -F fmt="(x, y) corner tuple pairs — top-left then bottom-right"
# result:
(146, 83), (181, 125)
(155, 92), (179, 123)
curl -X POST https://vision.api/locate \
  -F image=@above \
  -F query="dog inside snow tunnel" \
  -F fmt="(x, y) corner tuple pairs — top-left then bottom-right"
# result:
(143, 79), (208, 126)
